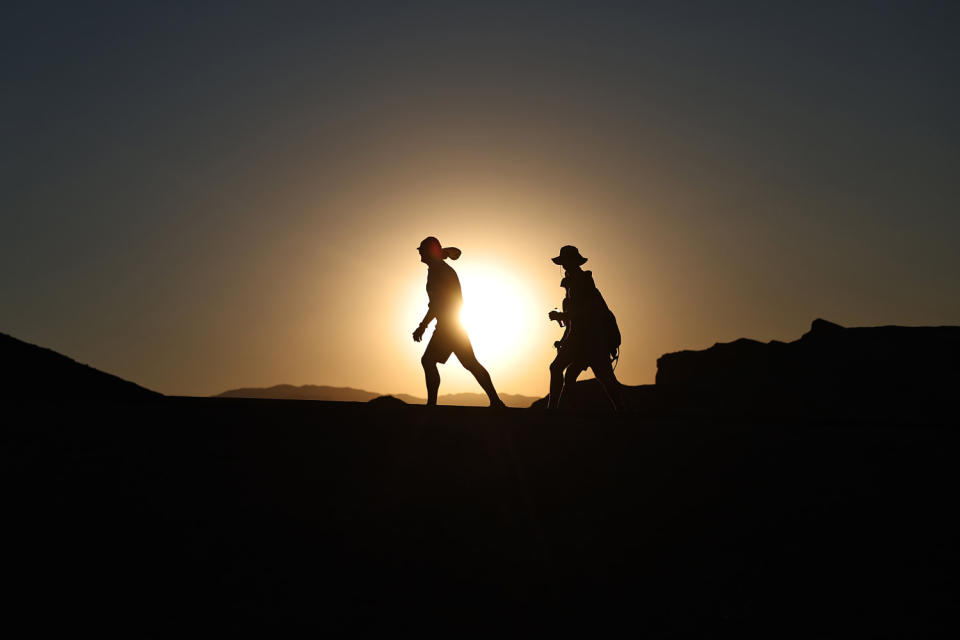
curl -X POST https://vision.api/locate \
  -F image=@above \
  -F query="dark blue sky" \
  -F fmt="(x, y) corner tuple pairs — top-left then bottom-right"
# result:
(2, 1), (958, 394)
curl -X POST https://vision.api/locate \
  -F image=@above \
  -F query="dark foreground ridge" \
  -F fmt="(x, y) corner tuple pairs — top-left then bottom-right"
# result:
(4, 329), (958, 633)
(6, 397), (958, 634)
(0, 332), (161, 403)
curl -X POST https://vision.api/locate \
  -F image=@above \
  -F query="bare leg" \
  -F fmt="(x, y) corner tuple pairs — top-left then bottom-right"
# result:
(562, 365), (582, 409)
(458, 350), (505, 407)
(421, 354), (440, 406)
(548, 355), (566, 409)
(591, 357), (625, 411)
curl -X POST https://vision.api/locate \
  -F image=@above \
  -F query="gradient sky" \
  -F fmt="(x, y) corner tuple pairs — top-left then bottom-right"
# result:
(3, 1), (958, 397)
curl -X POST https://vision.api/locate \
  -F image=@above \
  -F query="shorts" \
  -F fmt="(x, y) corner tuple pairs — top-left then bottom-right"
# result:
(423, 321), (475, 364)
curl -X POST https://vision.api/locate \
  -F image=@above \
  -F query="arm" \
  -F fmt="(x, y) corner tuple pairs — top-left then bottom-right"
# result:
(413, 308), (437, 342)
(550, 298), (570, 348)
(548, 289), (570, 324)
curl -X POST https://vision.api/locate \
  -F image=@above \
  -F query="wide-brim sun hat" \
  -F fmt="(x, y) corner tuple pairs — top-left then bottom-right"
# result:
(552, 245), (587, 266)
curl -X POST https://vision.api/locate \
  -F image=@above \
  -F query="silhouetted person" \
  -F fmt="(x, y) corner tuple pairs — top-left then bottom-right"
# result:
(547, 245), (624, 410)
(413, 237), (506, 408)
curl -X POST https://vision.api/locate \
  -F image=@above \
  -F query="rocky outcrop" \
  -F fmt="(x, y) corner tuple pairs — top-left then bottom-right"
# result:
(657, 318), (960, 390)
(654, 319), (958, 418)
(368, 394), (408, 408)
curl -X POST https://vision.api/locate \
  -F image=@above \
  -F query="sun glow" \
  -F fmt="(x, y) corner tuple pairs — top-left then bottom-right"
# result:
(457, 266), (539, 370)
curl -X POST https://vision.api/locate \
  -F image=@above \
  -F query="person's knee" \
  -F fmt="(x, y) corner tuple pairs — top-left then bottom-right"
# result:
(461, 358), (483, 375)
(456, 350), (480, 371)
(421, 354), (436, 369)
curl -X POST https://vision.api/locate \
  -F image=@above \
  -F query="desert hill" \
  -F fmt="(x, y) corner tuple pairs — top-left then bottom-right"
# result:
(216, 383), (540, 408)
(0, 332), (161, 403)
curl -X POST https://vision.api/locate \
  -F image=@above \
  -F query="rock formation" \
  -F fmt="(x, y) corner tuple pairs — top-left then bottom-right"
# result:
(656, 318), (960, 391)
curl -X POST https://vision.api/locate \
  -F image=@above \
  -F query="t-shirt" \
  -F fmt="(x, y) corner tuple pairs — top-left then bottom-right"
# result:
(426, 261), (463, 323)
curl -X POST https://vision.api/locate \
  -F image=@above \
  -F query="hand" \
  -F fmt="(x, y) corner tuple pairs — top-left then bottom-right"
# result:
(548, 310), (561, 321)
(413, 325), (425, 342)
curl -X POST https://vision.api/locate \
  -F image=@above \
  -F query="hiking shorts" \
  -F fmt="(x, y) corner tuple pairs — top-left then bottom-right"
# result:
(423, 321), (476, 365)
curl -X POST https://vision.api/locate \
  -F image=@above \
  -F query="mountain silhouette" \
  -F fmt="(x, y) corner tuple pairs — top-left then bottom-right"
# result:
(215, 384), (539, 408)
(1, 332), (161, 403)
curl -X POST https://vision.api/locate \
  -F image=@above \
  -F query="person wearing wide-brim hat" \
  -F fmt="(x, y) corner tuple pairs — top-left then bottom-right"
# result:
(551, 245), (589, 267)
(547, 245), (624, 410)
(413, 237), (506, 408)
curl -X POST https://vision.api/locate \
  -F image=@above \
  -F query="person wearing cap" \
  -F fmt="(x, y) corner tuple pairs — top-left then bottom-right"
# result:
(547, 245), (624, 410)
(413, 237), (506, 408)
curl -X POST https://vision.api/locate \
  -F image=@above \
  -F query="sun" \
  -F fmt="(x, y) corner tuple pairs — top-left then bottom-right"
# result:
(455, 266), (538, 369)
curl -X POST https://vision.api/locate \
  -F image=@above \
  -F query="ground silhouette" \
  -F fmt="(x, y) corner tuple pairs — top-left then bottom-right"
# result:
(4, 329), (959, 634)
(7, 396), (958, 634)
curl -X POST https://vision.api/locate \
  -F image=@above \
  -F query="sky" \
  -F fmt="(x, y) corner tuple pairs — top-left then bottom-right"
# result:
(2, 1), (958, 398)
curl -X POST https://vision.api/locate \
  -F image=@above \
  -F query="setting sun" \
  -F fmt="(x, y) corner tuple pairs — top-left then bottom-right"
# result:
(457, 265), (539, 370)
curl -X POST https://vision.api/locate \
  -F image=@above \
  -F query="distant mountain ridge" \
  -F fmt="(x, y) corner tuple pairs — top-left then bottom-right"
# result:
(214, 384), (540, 408)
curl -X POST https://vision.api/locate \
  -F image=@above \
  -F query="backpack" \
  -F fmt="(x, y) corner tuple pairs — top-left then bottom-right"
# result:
(596, 291), (621, 360)
(564, 271), (622, 361)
